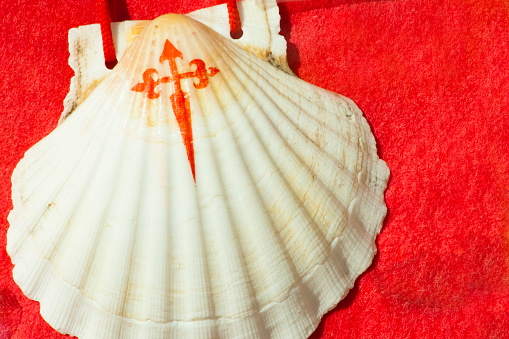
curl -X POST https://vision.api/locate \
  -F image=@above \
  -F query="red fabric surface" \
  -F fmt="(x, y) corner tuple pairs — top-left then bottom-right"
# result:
(1, 0), (509, 338)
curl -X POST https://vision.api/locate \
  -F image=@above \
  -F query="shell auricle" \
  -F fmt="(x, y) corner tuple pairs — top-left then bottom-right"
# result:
(7, 1), (390, 338)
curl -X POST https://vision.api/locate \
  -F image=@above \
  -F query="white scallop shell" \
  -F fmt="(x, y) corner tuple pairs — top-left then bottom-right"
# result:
(62, 0), (289, 124)
(7, 5), (389, 339)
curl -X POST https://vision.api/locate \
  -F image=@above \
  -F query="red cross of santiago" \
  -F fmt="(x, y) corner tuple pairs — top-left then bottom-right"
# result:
(131, 39), (220, 182)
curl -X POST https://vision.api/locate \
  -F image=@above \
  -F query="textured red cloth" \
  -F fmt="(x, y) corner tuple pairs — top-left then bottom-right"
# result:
(1, 0), (509, 338)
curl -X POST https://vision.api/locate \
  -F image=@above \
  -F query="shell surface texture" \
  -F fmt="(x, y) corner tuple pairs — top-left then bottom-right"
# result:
(7, 3), (390, 339)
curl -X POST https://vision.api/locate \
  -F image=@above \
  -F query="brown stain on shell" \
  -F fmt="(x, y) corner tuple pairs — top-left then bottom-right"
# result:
(79, 79), (105, 106)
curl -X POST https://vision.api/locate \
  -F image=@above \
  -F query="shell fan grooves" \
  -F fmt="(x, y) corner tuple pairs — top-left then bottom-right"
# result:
(7, 11), (389, 339)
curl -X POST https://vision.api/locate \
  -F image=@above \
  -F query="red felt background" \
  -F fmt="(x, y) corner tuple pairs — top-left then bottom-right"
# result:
(1, 0), (509, 338)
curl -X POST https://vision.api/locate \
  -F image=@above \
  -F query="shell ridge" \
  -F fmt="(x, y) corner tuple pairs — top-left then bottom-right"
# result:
(199, 18), (357, 247)
(150, 24), (192, 320)
(117, 135), (150, 337)
(218, 35), (390, 203)
(115, 69), (163, 323)
(193, 156), (220, 338)
(170, 19), (217, 330)
(191, 37), (272, 339)
(193, 25), (310, 312)
(209, 32), (371, 178)
(192, 24), (298, 281)
(28, 253), (270, 332)
(124, 20), (202, 329)
(258, 235), (353, 311)
(194, 67), (277, 339)
(336, 97), (390, 200)
(44, 79), (138, 267)
(258, 230), (382, 339)
(341, 198), (383, 270)
(115, 16), (155, 92)
(341, 96), (390, 191)
(76, 63), (149, 306)
(212, 32), (361, 132)
(214, 88), (338, 271)
(162, 94), (176, 327)
(209, 70), (345, 286)
(40, 147), (106, 265)
(11, 234), (108, 338)
(7, 96), (122, 263)
(90, 122), (149, 337)
(204, 27), (346, 167)
(187, 34), (236, 334)
(72, 216), (114, 337)
(8, 109), (95, 215)
(193, 29), (329, 331)
(209, 109), (310, 338)
(192, 17), (386, 338)
(203, 31), (357, 241)
(232, 68), (356, 182)
(14, 117), (86, 191)
(23, 245), (253, 331)
(38, 96), (148, 338)
(57, 47), (156, 336)
(8, 94), (121, 317)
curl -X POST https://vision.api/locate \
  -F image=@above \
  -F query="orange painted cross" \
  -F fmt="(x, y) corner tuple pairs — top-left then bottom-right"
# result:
(131, 39), (220, 182)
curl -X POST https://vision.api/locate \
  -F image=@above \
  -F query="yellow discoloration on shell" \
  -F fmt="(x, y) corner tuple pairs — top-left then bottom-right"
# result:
(126, 21), (148, 46)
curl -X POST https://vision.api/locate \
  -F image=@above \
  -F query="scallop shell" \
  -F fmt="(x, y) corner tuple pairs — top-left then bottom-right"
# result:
(7, 4), (389, 339)
(62, 0), (290, 124)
